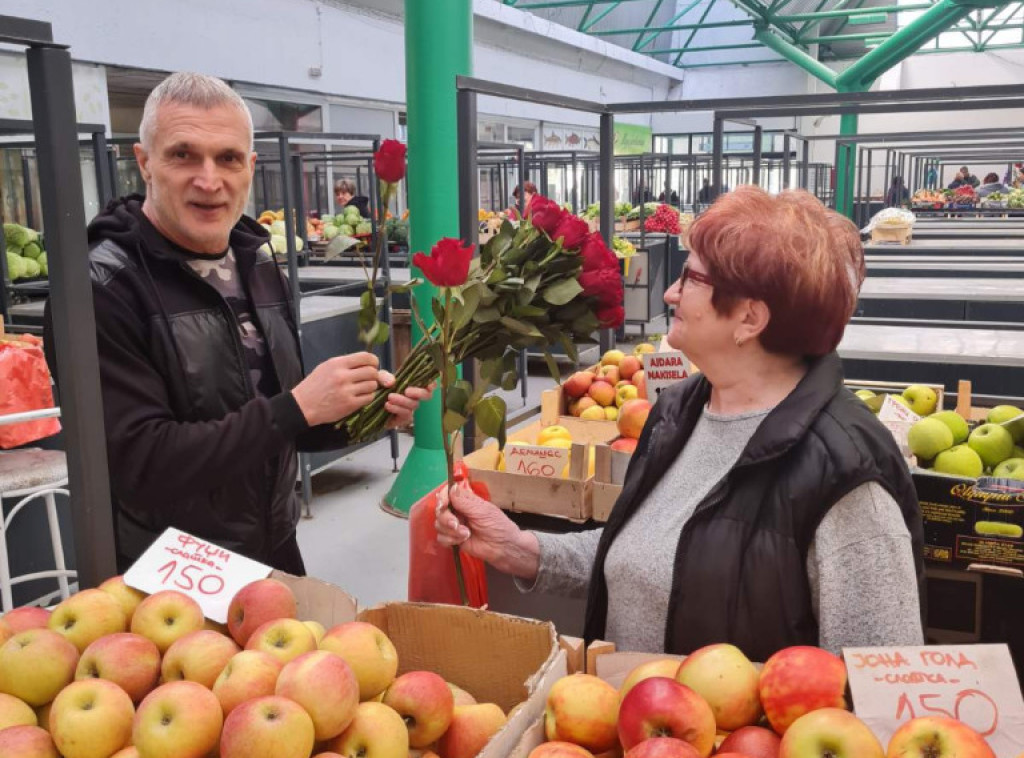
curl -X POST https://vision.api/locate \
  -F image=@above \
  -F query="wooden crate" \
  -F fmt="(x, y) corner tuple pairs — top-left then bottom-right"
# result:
(870, 223), (912, 245)
(540, 386), (619, 435)
(592, 442), (634, 522)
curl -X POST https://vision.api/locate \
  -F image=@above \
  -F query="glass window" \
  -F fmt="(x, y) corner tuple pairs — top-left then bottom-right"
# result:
(245, 98), (323, 133)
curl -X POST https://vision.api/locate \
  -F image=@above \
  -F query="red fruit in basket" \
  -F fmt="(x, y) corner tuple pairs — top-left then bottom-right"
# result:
(885, 716), (995, 758)
(227, 578), (297, 646)
(564, 371), (595, 399)
(617, 399), (652, 440)
(529, 742), (596, 758)
(759, 646), (847, 735)
(624, 737), (701, 758)
(618, 677), (716, 756)
(718, 726), (781, 758)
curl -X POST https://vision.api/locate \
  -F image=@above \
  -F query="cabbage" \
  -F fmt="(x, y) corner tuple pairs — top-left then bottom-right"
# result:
(323, 224), (340, 240)
(339, 224), (355, 237)
(294, 236), (304, 251)
(22, 258), (41, 278)
(344, 207), (362, 221)
(355, 222), (373, 236)
(334, 214), (348, 226)
(269, 220), (287, 237)
(6, 251), (26, 280)
(269, 234), (288, 254)
(22, 241), (42, 260)
(4, 223), (37, 249)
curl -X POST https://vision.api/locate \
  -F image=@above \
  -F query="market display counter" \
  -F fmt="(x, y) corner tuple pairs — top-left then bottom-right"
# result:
(865, 257), (1024, 277)
(912, 226), (1024, 240)
(857, 277), (1024, 322)
(865, 238), (1024, 256)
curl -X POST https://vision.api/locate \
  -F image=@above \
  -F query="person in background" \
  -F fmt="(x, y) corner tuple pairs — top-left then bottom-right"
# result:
(697, 178), (713, 204)
(508, 181), (538, 219)
(46, 72), (432, 573)
(884, 176), (909, 207)
(1005, 163), (1024, 188)
(334, 178), (371, 218)
(925, 165), (938, 189)
(947, 166), (980, 189)
(658, 189), (680, 205)
(436, 186), (924, 660)
(977, 173), (1007, 198)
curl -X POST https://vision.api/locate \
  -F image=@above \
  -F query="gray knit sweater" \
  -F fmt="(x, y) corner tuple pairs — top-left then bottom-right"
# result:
(520, 406), (924, 654)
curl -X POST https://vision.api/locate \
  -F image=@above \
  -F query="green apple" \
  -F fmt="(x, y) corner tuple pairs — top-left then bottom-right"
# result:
(933, 444), (984, 479)
(929, 410), (970, 445)
(993, 458), (1024, 480)
(968, 423), (1015, 469)
(987, 404), (1023, 426)
(908, 418), (954, 462)
(854, 389), (876, 401)
(902, 385), (938, 416)
(1014, 445), (1024, 459)
(891, 394), (912, 409)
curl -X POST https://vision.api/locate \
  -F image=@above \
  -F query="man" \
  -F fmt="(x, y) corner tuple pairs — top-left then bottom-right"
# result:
(48, 72), (429, 573)
(884, 176), (909, 208)
(334, 178), (370, 218)
(947, 166), (980, 189)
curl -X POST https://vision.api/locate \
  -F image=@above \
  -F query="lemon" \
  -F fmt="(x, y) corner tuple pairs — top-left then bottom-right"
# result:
(496, 451), (506, 471)
(537, 425), (573, 446)
(542, 438), (573, 450)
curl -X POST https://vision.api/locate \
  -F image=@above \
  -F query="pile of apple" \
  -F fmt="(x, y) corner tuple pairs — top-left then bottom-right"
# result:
(0, 577), (505, 758)
(562, 346), (655, 455)
(907, 404), (1024, 480)
(532, 643), (997, 758)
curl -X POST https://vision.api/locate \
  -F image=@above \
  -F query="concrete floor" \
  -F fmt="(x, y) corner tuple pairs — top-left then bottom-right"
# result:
(295, 328), (664, 607)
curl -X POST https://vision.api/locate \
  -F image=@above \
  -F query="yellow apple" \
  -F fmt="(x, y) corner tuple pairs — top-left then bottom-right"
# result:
(34, 701), (52, 733)
(98, 575), (147, 624)
(675, 642), (761, 730)
(246, 617), (317, 666)
(277, 650), (361, 741)
(619, 659), (681, 701)
(48, 589), (127, 652)
(779, 708), (883, 757)
(0, 690), (37, 729)
(448, 682), (477, 706)
(325, 701), (410, 758)
(214, 649), (284, 716)
(76, 632), (161, 703)
(601, 350), (625, 367)
(545, 674), (619, 754)
(319, 621), (399, 700)
(438, 703), (508, 758)
(0, 629), (79, 706)
(383, 670), (455, 747)
(220, 695), (316, 758)
(110, 747), (140, 758)
(0, 618), (12, 646)
(132, 681), (223, 758)
(0, 724), (58, 757)
(615, 384), (639, 408)
(884, 715), (995, 758)
(130, 590), (205, 654)
(160, 629), (240, 688)
(305, 620), (326, 644)
(49, 679), (134, 758)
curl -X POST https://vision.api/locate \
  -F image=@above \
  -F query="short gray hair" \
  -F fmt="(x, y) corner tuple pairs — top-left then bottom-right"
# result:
(139, 72), (254, 150)
(334, 179), (356, 195)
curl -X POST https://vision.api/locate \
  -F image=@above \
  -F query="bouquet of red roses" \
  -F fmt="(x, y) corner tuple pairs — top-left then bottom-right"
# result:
(344, 194), (624, 442)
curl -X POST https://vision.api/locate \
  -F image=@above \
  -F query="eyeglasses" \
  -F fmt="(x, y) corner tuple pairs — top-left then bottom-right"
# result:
(679, 263), (714, 289)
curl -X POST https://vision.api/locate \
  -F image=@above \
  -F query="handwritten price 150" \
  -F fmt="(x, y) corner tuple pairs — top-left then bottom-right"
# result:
(158, 560), (226, 596)
(896, 689), (999, 736)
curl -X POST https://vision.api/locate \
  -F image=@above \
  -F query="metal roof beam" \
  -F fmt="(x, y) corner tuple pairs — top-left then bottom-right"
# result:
(588, 19), (754, 33)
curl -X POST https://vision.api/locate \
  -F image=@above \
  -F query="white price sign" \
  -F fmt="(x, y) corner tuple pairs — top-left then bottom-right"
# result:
(124, 528), (272, 623)
(642, 351), (690, 400)
(505, 443), (569, 479)
(877, 395), (922, 461)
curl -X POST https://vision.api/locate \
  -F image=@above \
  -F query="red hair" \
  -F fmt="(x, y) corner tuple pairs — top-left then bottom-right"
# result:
(686, 186), (864, 357)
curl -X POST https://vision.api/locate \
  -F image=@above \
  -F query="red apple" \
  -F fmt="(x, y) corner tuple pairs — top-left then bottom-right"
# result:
(214, 649), (284, 716)
(610, 438), (638, 454)
(564, 372), (595, 399)
(619, 659), (681, 701)
(759, 646), (846, 735)
(633, 371), (648, 400)
(2, 606), (51, 633)
(161, 629), (240, 688)
(277, 650), (360, 741)
(617, 399), (652, 440)
(227, 578), (298, 646)
(49, 678), (134, 758)
(383, 670), (455, 747)
(130, 590), (204, 654)
(589, 380), (617, 408)
(545, 674), (620, 754)
(885, 716), (995, 758)
(618, 677), (715, 757)
(437, 703), (507, 758)
(133, 681), (223, 758)
(220, 695), (316, 758)
(0, 725), (58, 757)
(618, 356), (642, 382)
(675, 643), (760, 730)
(624, 737), (701, 758)
(718, 726), (781, 758)
(76, 632), (161, 703)
(0, 629), (80, 706)
(779, 708), (883, 758)
(598, 366), (621, 386)
(529, 741), (596, 758)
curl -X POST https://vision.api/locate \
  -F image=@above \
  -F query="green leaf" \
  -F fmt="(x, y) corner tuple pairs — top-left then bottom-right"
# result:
(451, 285), (480, 331)
(431, 298), (445, 326)
(543, 350), (561, 383)
(372, 321), (390, 345)
(542, 278), (583, 306)
(445, 381), (471, 417)
(474, 395), (507, 449)
(443, 409), (468, 435)
(325, 235), (360, 258)
(428, 343), (446, 371)
(501, 366), (519, 391)
(500, 316), (542, 337)
(486, 268), (507, 286)
(472, 305), (501, 324)
(511, 304), (548, 319)
(444, 361), (458, 385)
(559, 334), (579, 362)
(388, 278), (423, 295)
(523, 275), (542, 295)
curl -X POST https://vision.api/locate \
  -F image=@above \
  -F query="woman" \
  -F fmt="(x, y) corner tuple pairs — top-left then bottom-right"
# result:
(977, 173), (1007, 198)
(508, 181), (538, 219)
(884, 176), (909, 207)
(437, 186), (924, 660)
(334, 178), (370, 218)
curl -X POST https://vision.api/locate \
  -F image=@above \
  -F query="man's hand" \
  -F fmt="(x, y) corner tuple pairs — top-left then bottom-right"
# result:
(291, 352), (381, 427)
(381, 374), (435, 429)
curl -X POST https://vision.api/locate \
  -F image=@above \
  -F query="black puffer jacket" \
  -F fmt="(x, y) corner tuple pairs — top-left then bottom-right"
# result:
(49, 197), (347, 567)
(582, 352), (924, 661)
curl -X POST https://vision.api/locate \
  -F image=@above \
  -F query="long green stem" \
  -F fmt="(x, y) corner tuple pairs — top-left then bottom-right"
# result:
(439, 289), (469, 606)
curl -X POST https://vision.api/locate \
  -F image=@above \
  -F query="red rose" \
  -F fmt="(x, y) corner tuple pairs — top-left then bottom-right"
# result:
(579, 233), (618, 272)
(580, 267), (623, 308)
(374, 139), (407, 184)
(596, 305), (625, 329)
(552, 215), (590, 251)
(412, 238), (474, 287)
(528, 195), (564, 236)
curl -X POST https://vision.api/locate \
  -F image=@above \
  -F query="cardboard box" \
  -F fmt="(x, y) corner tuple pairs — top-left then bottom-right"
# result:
(915, 471), (1024, 574)
(464, 411), (620, 522)
(272, 573), (568, 758)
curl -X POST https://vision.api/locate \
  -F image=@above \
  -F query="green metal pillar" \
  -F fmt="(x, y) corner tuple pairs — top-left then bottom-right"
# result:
(835, 93), (859, 218)
(384, 0), (473, 515)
